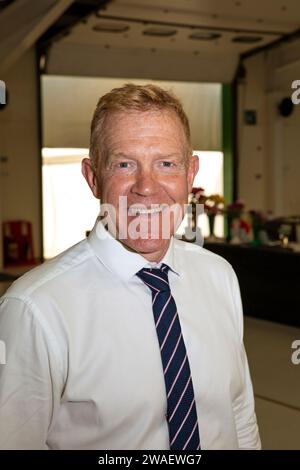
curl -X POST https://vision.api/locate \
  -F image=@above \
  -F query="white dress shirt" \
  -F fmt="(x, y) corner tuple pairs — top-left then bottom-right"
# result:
(0, 219), (261, 450)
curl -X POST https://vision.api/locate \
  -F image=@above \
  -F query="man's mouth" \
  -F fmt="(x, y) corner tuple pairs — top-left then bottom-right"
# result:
(128, 204), (166, 216)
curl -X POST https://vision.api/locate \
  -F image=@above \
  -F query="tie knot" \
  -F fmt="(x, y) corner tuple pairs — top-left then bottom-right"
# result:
(136, 264), (170, 293)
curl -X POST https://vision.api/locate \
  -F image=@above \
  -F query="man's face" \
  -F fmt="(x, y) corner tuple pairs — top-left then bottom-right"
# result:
(82, 109), (199, 262)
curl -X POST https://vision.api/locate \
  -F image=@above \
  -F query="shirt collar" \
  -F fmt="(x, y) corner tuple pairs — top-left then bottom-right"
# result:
(87, 218), (179, 281)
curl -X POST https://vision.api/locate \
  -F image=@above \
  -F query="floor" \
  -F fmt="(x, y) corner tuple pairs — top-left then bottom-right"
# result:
(244, 316), (300, 449)
(0, 274), (299, 449)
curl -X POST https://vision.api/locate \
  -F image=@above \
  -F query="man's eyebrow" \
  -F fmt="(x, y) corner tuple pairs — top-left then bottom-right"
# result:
(156, 153), (187, 162)
(107, 152), (136, 160)
(107, 152), (184, 160)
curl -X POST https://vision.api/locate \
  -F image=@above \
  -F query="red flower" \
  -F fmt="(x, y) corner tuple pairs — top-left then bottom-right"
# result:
(240, 219), (251, 233)
(191, 187), (204, 195)
(227, 201), (244, 211)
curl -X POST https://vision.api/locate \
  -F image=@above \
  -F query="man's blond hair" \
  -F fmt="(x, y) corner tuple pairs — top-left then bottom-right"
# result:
(89, 83), (191, 168)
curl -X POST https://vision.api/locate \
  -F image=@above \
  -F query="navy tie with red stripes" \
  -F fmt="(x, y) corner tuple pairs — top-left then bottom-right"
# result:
(136, 264), (201, 450)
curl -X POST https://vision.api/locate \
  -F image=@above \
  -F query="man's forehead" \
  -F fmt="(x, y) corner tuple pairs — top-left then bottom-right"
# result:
(104, 107), (182, 126)
(101, 109), (187, 145)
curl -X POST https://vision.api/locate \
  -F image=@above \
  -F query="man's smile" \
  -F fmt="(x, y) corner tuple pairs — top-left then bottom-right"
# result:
(127, 204), (167, 216)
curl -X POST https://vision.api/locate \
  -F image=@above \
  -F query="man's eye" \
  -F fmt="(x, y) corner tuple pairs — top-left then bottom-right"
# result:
(118, 162), (130, 168)
(109, 161), (136, 172)
(161, 161), (175, 167)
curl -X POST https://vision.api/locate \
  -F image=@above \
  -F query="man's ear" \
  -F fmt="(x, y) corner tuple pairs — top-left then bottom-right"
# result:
(81, 158), (99, 199)
(187, 154), (199, 193)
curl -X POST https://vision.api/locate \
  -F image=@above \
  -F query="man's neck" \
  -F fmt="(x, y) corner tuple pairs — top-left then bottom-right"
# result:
(119, 240), (171, 264)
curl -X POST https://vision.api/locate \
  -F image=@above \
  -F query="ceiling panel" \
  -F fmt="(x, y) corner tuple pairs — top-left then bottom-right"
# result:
(44, 0), (300, 82)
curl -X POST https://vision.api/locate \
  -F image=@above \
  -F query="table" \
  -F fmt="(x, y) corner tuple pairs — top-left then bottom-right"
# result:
(204, 242), (300, 327)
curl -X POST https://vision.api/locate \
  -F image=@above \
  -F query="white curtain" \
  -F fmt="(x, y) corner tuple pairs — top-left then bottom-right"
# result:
(42, 155), (99, 259)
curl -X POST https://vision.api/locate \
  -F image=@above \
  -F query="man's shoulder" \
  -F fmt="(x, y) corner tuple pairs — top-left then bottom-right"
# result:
(2, 238), (92, 302)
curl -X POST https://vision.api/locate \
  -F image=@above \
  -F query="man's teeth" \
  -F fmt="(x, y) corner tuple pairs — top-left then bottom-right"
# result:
(128, 206), (164, 215)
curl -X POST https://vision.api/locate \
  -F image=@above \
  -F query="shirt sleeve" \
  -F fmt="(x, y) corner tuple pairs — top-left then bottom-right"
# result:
(0, 296), (62, 449)
(229, 268), (262, 450)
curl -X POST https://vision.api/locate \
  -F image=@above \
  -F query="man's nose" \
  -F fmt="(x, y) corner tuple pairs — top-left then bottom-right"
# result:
(131, 168), (159, 197)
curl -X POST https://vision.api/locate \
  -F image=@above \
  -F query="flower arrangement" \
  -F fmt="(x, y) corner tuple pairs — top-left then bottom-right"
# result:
(189, 188), (224, 213)
(205, 194), (225, 215)
(189, 187), (207, 205)
(248, 209), (266, 227)
(188, 190), (270, 244)
(189, 188), (224, 238)
(248, 209), (267, 245)
(225, 200), (245, 218)
(223, 200), (245, 242)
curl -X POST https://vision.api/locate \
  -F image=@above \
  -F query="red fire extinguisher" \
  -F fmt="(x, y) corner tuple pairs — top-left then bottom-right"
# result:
(3, 220), (34, 266)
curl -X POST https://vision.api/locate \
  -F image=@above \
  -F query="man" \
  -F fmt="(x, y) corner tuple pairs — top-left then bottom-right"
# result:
(0, 84), (261, 449)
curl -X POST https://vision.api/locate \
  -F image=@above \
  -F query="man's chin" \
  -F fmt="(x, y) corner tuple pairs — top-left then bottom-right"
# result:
(120, 237), (172, 259)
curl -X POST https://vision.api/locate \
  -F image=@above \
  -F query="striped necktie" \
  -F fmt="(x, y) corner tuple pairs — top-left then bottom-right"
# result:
(136, 264), (201, 450)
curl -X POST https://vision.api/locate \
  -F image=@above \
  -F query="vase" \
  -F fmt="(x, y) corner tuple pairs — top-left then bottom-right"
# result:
(225, 214), (240, 242)
(208, 213), (216, 238)
(252, 223), (261, 246)
(225, 214), (232, 242)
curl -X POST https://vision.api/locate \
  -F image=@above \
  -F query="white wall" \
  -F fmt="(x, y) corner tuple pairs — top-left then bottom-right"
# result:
(238, 41), (300, 216)
(266, 39), (300, 216)
(237, 54), (268, 212)
(0, 47), (42, 269)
